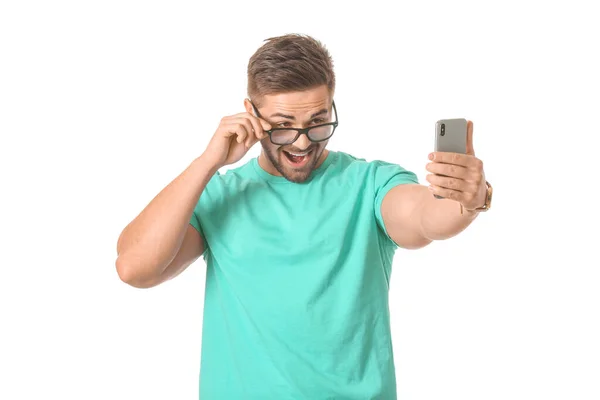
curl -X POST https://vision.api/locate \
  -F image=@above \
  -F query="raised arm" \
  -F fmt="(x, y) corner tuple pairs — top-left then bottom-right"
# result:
(381, 183), (481, 249)
(115, 109), (271, 288)
(115, 156), (217, 288)
(381, 121), (488, 249)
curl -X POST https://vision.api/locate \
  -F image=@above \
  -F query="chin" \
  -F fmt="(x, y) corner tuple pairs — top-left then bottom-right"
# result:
(277, 149), (321, 183)
(282, 169), (312, 183)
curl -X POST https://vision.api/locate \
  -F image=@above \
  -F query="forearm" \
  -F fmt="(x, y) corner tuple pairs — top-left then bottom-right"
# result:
(116, 155), (218, 281)
(418, 194), (479, 241)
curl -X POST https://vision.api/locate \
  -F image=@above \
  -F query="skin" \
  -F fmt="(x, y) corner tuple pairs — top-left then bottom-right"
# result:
(243, 85), (332, 183)
(381, 120), (488, 248)
(115, 84), (487, 288)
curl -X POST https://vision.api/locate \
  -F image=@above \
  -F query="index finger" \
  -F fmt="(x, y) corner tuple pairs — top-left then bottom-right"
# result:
(244, 112), (272, 135)
(429, 151), (472, 167)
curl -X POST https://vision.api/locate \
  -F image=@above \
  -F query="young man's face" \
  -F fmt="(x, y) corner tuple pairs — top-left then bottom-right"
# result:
(245, 85), (335, 183)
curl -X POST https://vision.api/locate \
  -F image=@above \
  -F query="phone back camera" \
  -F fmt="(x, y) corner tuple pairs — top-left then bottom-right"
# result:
(440, 123), (445, 136)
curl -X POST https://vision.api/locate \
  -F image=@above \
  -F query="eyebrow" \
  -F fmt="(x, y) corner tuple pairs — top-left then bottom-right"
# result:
(269, 109), (328, 120)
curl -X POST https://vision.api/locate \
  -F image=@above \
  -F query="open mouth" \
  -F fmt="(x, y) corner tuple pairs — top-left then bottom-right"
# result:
(282, 149), (313, 167)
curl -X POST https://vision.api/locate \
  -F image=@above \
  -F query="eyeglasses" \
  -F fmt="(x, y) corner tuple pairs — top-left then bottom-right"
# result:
(250, 100), (339, 145)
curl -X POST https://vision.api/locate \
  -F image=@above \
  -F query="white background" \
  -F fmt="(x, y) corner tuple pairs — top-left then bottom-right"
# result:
(1, 0), (599, 399)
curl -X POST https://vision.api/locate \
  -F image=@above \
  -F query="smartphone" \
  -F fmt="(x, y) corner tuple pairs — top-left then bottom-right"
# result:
(433, 118), (467, 199)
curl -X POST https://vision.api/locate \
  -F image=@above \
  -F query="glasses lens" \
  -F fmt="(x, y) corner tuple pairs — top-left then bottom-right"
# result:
(308, 125), (334, 141)
(271, 130), (298, 144)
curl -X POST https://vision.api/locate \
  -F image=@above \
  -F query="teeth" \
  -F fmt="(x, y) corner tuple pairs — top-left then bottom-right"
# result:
(287, 151), (309, 157)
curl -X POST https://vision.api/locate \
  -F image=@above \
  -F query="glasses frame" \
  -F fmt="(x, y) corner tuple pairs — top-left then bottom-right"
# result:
(249, 100), (339, 145)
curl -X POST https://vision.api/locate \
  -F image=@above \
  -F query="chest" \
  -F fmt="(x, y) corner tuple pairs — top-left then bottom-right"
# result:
(204, 179), (373, 262)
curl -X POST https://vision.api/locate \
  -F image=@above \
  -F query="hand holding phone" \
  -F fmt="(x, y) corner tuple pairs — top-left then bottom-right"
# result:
(427, 119), (490, 210)
(432, 118), (467, 199)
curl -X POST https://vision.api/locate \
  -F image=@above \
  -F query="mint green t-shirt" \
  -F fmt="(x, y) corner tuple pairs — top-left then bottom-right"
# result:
(189, 150), (418, 399)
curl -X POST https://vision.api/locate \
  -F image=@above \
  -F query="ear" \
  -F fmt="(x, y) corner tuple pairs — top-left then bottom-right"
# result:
(243, 98), (254, 115)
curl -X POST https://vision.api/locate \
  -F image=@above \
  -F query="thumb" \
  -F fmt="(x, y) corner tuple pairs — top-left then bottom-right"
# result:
(260, 119), (272, 131)
(466, 120), (475, 156)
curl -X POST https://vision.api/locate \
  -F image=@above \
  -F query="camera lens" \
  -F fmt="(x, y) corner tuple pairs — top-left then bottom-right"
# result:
(441, 124), (445, 136)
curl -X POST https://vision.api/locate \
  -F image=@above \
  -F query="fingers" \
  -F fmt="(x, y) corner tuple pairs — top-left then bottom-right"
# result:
(246, 115), (272, 142)
(229, 117), (257, 147)
(429, 152), (473, 167)
(223, 113), (272, 148)
(222, 121), (250, 144)
(242, 117), (264, 142)
(231, 112), (272, 133)
(466, 120), (475, 156)
(428, 183), (479, 204)
(429, 152), (484, 176)
(428, 185), (464, 202)
(425, 174), (478, 193)
(255, 116), (272, 132)
(425, 162), (469, 180)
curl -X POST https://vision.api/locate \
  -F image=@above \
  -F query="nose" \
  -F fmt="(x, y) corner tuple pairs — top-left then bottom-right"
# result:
(292, 133), (311, 151)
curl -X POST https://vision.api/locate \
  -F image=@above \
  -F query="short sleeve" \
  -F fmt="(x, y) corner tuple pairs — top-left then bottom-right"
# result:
(190, 171), (222, 255)
(373, 161), (419, 242)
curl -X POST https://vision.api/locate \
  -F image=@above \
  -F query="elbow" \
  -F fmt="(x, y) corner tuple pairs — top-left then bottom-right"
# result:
(398, 237), (433, 250)
(115, 257), (158, 289)
(387, 226), (433, 250)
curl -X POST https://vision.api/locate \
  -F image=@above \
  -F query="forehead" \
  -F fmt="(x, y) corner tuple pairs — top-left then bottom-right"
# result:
(260, 85), (331, 116)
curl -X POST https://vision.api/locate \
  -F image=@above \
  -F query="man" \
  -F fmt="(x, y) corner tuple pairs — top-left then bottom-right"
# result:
(116, 34), (492, 399)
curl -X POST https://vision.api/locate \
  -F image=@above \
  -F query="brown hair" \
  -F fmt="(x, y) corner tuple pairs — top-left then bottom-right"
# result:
(247, 34), (335, 106)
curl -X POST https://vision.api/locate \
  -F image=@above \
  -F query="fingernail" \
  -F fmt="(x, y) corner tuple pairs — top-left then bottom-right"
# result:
(429, 153), (434, 160)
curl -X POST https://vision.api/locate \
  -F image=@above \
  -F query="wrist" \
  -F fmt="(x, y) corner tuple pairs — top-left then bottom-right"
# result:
(465, 180), (493, 213)
(195, 154), (222, 175)
(463, 200), (484, 213)
(459, 203), (480, 217)
(460, 181), (493, 215)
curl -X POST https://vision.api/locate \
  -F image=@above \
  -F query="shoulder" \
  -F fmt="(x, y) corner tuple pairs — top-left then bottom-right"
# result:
(199, 159), (259, 203)
(332, 151), (416, 181)
(207, 159), (258, 187)
(330, 151), (377, 175)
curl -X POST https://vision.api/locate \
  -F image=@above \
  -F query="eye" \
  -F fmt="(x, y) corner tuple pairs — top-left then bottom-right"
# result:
(277, 122), (292, 128)
(311, 118), (325, 125)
